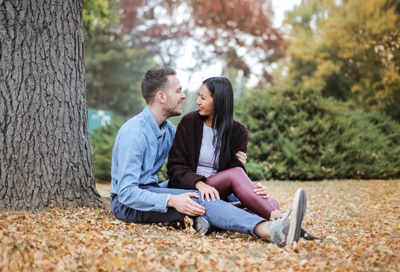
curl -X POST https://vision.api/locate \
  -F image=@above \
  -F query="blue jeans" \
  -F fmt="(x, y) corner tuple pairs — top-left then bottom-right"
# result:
(110, 185), (265, 237)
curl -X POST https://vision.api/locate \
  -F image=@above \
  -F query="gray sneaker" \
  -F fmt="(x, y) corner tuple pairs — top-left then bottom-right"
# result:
(269, 188), (307, 247)
(193, 217), (211, 235)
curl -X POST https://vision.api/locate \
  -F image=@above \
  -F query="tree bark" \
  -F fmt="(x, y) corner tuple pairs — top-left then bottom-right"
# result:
(0, 0), (104, 210)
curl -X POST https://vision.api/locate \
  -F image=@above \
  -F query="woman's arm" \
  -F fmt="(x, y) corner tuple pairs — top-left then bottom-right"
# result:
(167, 115), (206, 189)
(227, 121), (249, 170)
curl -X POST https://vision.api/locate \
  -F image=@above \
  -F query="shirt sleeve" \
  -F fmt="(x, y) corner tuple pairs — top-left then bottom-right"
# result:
(115, 131), (171, 213)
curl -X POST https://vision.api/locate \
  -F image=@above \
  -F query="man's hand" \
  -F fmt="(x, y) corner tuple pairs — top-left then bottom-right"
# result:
(167, 193), (206, 216)
(195, 181), (220, 202)
(236, 151), (247, 166)
(253, 182), (271, 199)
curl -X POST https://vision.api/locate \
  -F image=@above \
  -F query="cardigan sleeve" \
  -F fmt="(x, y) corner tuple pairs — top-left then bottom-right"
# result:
(226, 121), (248, 171)
(167, 115), (206, 189)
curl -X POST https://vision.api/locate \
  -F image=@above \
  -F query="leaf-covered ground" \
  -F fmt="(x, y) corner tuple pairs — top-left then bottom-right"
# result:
(1, 180), (399, 271)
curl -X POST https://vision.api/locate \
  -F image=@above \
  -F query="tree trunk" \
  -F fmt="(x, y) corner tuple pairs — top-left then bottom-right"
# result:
(0, 0), (104, 210)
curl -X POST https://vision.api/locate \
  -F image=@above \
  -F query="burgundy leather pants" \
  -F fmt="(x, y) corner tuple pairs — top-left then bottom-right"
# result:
(206, 167), (280, 220)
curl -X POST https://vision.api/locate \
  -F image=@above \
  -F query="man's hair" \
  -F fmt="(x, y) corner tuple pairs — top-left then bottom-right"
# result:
(141, 66), (177, 104)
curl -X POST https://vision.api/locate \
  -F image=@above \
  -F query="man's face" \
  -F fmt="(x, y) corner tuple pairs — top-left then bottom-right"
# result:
(163, 75), (186, 117)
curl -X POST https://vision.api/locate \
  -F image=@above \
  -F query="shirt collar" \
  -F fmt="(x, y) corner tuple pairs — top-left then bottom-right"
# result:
(143, 105), (167, 140)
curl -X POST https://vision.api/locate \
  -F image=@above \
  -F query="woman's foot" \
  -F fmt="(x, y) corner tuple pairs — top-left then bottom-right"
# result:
(268, 188), (307, 247)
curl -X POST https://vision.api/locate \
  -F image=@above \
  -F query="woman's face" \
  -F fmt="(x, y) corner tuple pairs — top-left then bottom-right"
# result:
(196, 84), (214, 118)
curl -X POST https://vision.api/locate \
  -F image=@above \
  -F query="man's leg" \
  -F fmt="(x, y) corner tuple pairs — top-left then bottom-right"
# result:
(110, 186), (198, 224)
(145, 186), (267, 237)
(111, 185), (307, 246)
(110, 185), (264, 237)
(111, 197), (185, 223)
(191, 196), (266, 237)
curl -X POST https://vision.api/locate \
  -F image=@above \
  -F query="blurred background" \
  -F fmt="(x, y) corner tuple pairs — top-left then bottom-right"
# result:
(84, 0), (400, 182)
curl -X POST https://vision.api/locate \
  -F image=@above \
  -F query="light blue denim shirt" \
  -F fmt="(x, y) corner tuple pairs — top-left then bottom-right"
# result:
(110, 106), (176, 212)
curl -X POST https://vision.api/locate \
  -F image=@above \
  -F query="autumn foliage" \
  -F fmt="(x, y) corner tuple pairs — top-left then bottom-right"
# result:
(1, 180), (399, 271)
(283, 0), (400, 121)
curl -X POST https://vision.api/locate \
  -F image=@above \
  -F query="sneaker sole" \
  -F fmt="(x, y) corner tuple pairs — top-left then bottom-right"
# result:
(286, 188), (307, 246)
(194, 217), (210, 235)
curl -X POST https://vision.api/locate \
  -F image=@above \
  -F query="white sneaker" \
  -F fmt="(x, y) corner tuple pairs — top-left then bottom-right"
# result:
(286, 188), (307, 245)
(269, 188), (307, 247)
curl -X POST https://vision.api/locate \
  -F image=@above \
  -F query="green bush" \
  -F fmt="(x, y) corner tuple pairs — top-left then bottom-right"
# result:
(236, 87), (400, 180)
(91, 88), (400, 182)
(90, 120), (123, 182)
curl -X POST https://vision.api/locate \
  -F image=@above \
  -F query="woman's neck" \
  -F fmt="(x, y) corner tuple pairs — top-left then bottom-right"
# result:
(204, 116), (214, 128)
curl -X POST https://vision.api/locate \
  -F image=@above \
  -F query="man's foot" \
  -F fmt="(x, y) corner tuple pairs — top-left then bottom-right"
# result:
(268, 188), (307, 247)
(193, 217), (211, 235)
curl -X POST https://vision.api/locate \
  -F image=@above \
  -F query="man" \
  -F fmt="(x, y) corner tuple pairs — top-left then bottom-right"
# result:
(110, 66), (307, 247)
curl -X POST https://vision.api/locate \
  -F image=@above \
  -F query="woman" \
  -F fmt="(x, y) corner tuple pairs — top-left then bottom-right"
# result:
(167, 77), (284, 221)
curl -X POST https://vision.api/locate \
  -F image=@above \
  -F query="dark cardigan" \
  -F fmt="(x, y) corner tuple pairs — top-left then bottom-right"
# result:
(167, 111), (248, 190)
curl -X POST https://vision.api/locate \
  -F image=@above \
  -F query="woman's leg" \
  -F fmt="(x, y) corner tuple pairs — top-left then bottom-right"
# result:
(206, 167), (280, 220)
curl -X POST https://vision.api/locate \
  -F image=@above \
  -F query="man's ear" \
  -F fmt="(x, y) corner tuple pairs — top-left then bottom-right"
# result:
(156, 91), (166, 103)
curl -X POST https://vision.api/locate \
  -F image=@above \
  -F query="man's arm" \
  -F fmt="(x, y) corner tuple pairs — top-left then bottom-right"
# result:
(114, 131), (171, 212)
(236, 151), (247, 166)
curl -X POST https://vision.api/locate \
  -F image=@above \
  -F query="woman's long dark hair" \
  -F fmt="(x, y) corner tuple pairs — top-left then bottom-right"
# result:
(202, 77), (234, 171)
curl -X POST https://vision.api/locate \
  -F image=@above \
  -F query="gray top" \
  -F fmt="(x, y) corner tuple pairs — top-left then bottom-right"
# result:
(196, 124), (218, 177)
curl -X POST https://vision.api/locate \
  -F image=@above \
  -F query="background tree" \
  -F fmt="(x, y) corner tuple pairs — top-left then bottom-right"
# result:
(189, 0), (286, 83)
(118, 0), (286, 85)
(85, 27), (155, 116)
(281, 0), (400, 121)
(83, 0), (155, 117)
(84, 0), (400, 182)
(82, 0), (112, 37)
(0, 0), (103, 210)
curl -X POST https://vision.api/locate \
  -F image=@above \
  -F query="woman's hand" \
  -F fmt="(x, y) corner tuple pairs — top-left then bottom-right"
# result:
(253, 182), (271, 199)
(236, 151), (247, 166)
(195, 181), (220, 202)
